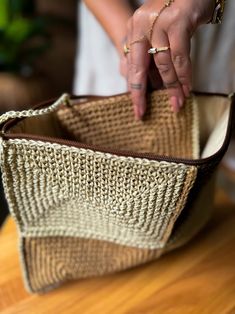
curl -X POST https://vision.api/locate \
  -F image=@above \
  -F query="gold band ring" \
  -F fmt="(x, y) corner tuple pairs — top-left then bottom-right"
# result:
(123, 43), (130, 56)
(148, 46), (170, 54)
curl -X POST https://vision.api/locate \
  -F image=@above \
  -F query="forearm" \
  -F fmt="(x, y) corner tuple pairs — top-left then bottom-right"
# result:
(83, 0), (133, 54)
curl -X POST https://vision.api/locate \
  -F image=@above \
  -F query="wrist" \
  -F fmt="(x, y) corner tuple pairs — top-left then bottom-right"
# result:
(85, 0), (132, 54)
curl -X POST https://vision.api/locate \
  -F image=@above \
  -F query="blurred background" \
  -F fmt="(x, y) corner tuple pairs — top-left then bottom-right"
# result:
(0, 0), (77, 225)
(0, 0), (77, 112)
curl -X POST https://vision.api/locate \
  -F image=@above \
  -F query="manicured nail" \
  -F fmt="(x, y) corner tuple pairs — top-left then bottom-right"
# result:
(170, 96), (179, 113)
(183, 85), (190, 98)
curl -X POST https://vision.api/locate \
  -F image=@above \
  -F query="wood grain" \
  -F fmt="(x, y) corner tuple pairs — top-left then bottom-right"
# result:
(0, 189), (235, 314)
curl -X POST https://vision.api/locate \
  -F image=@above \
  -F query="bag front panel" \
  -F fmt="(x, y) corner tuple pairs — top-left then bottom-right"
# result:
(2, 139), (197, 250)
(21, 236), (162, 293)
(21, 175), (215, 294)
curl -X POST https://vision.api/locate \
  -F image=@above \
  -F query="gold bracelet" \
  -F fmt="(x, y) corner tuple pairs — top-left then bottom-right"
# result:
(129, 0), (174, 46)
(148, 0), (174, 43)
(123, 0), (175, 55)
(209, 0), (226, 24)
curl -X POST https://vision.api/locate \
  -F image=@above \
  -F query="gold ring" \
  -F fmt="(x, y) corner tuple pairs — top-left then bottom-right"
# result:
(148, 46), (170, 54)
(123, 43), (130, 56)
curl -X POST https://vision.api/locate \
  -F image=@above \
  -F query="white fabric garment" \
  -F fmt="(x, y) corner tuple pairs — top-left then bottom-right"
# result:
(74, 1), (235, 95)
(192, 0), (235, 94)
(73, 2), (127, 95)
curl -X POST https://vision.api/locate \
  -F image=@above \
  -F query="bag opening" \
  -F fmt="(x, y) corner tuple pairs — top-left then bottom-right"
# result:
(3, 92), (233, 161)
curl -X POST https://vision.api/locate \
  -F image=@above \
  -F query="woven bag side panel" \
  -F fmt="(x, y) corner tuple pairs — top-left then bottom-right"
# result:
(22, 237), (162, 293)
(166, 173), (216, 251)
(56, 91), (199, 159)
(172, 155), (226, 236)
(170, 99), (235, 236)
(2, 139), (197, 250)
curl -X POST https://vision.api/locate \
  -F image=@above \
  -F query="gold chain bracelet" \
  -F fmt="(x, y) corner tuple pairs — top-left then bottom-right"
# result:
(129, 0), (174, 46)
(209, 0), (226, 24)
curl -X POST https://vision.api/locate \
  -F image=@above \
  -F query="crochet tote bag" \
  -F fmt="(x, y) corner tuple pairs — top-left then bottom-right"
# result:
(0, 90), (234, 293)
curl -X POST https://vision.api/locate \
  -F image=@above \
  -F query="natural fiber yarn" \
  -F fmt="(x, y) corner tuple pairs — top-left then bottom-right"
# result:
(23, 172), (215, 296)
(22, 236), (162, 293)
(56, 91), (199, 159)
(2, 139), (197, 249)
(0, 90), (211, 293)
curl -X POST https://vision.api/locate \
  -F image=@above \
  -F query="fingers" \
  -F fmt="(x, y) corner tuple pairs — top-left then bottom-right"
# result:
(152, 29), (185, 112)
(125, 19), (132, 86)
(129, 41), (150, 119)
(168, 26), (192, 98)
(125, 4), (194, 115)
(128, 19), (150, 119)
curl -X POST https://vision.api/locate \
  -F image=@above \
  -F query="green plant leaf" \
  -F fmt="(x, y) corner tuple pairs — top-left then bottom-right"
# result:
(0, 0), (9, 29)
(0, 0), (51, 74)
(5, 18), (33, 43)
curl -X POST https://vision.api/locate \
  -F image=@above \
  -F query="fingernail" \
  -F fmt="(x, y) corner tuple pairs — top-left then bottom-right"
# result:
(170, 96), (179, 113)
(134, 106), (139, 120)
(139, 104), (146, 119)
(179, 97), (184, 108)
(183, 85), (190, 98)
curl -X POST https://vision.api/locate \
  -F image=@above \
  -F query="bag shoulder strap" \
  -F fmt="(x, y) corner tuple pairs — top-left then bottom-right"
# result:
(0, 93), (70, 126)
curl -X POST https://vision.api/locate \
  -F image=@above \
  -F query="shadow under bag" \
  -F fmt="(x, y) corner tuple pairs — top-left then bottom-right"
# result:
(0, 90), (234, 293)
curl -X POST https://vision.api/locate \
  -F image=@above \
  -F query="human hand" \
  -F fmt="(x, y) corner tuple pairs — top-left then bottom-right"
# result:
(123, 0), (215, 119)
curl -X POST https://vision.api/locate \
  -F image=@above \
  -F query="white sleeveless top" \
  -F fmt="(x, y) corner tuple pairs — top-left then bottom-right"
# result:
(74, 1), (235, 95)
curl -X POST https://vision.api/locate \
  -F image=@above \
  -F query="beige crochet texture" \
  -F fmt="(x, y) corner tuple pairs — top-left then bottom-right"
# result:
(56, 91), (199, 158)
(21, 165), (217, 293)
(0, 90), (201, 293)
(22, 237), (163, 293)
(2, 140), (197, 249)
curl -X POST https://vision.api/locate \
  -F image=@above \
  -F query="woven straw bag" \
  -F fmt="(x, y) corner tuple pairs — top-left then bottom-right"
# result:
(0, 90), (234, 293)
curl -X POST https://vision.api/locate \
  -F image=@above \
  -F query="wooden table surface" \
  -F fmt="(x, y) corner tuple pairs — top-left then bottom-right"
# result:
(1, 189), (235, 314)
